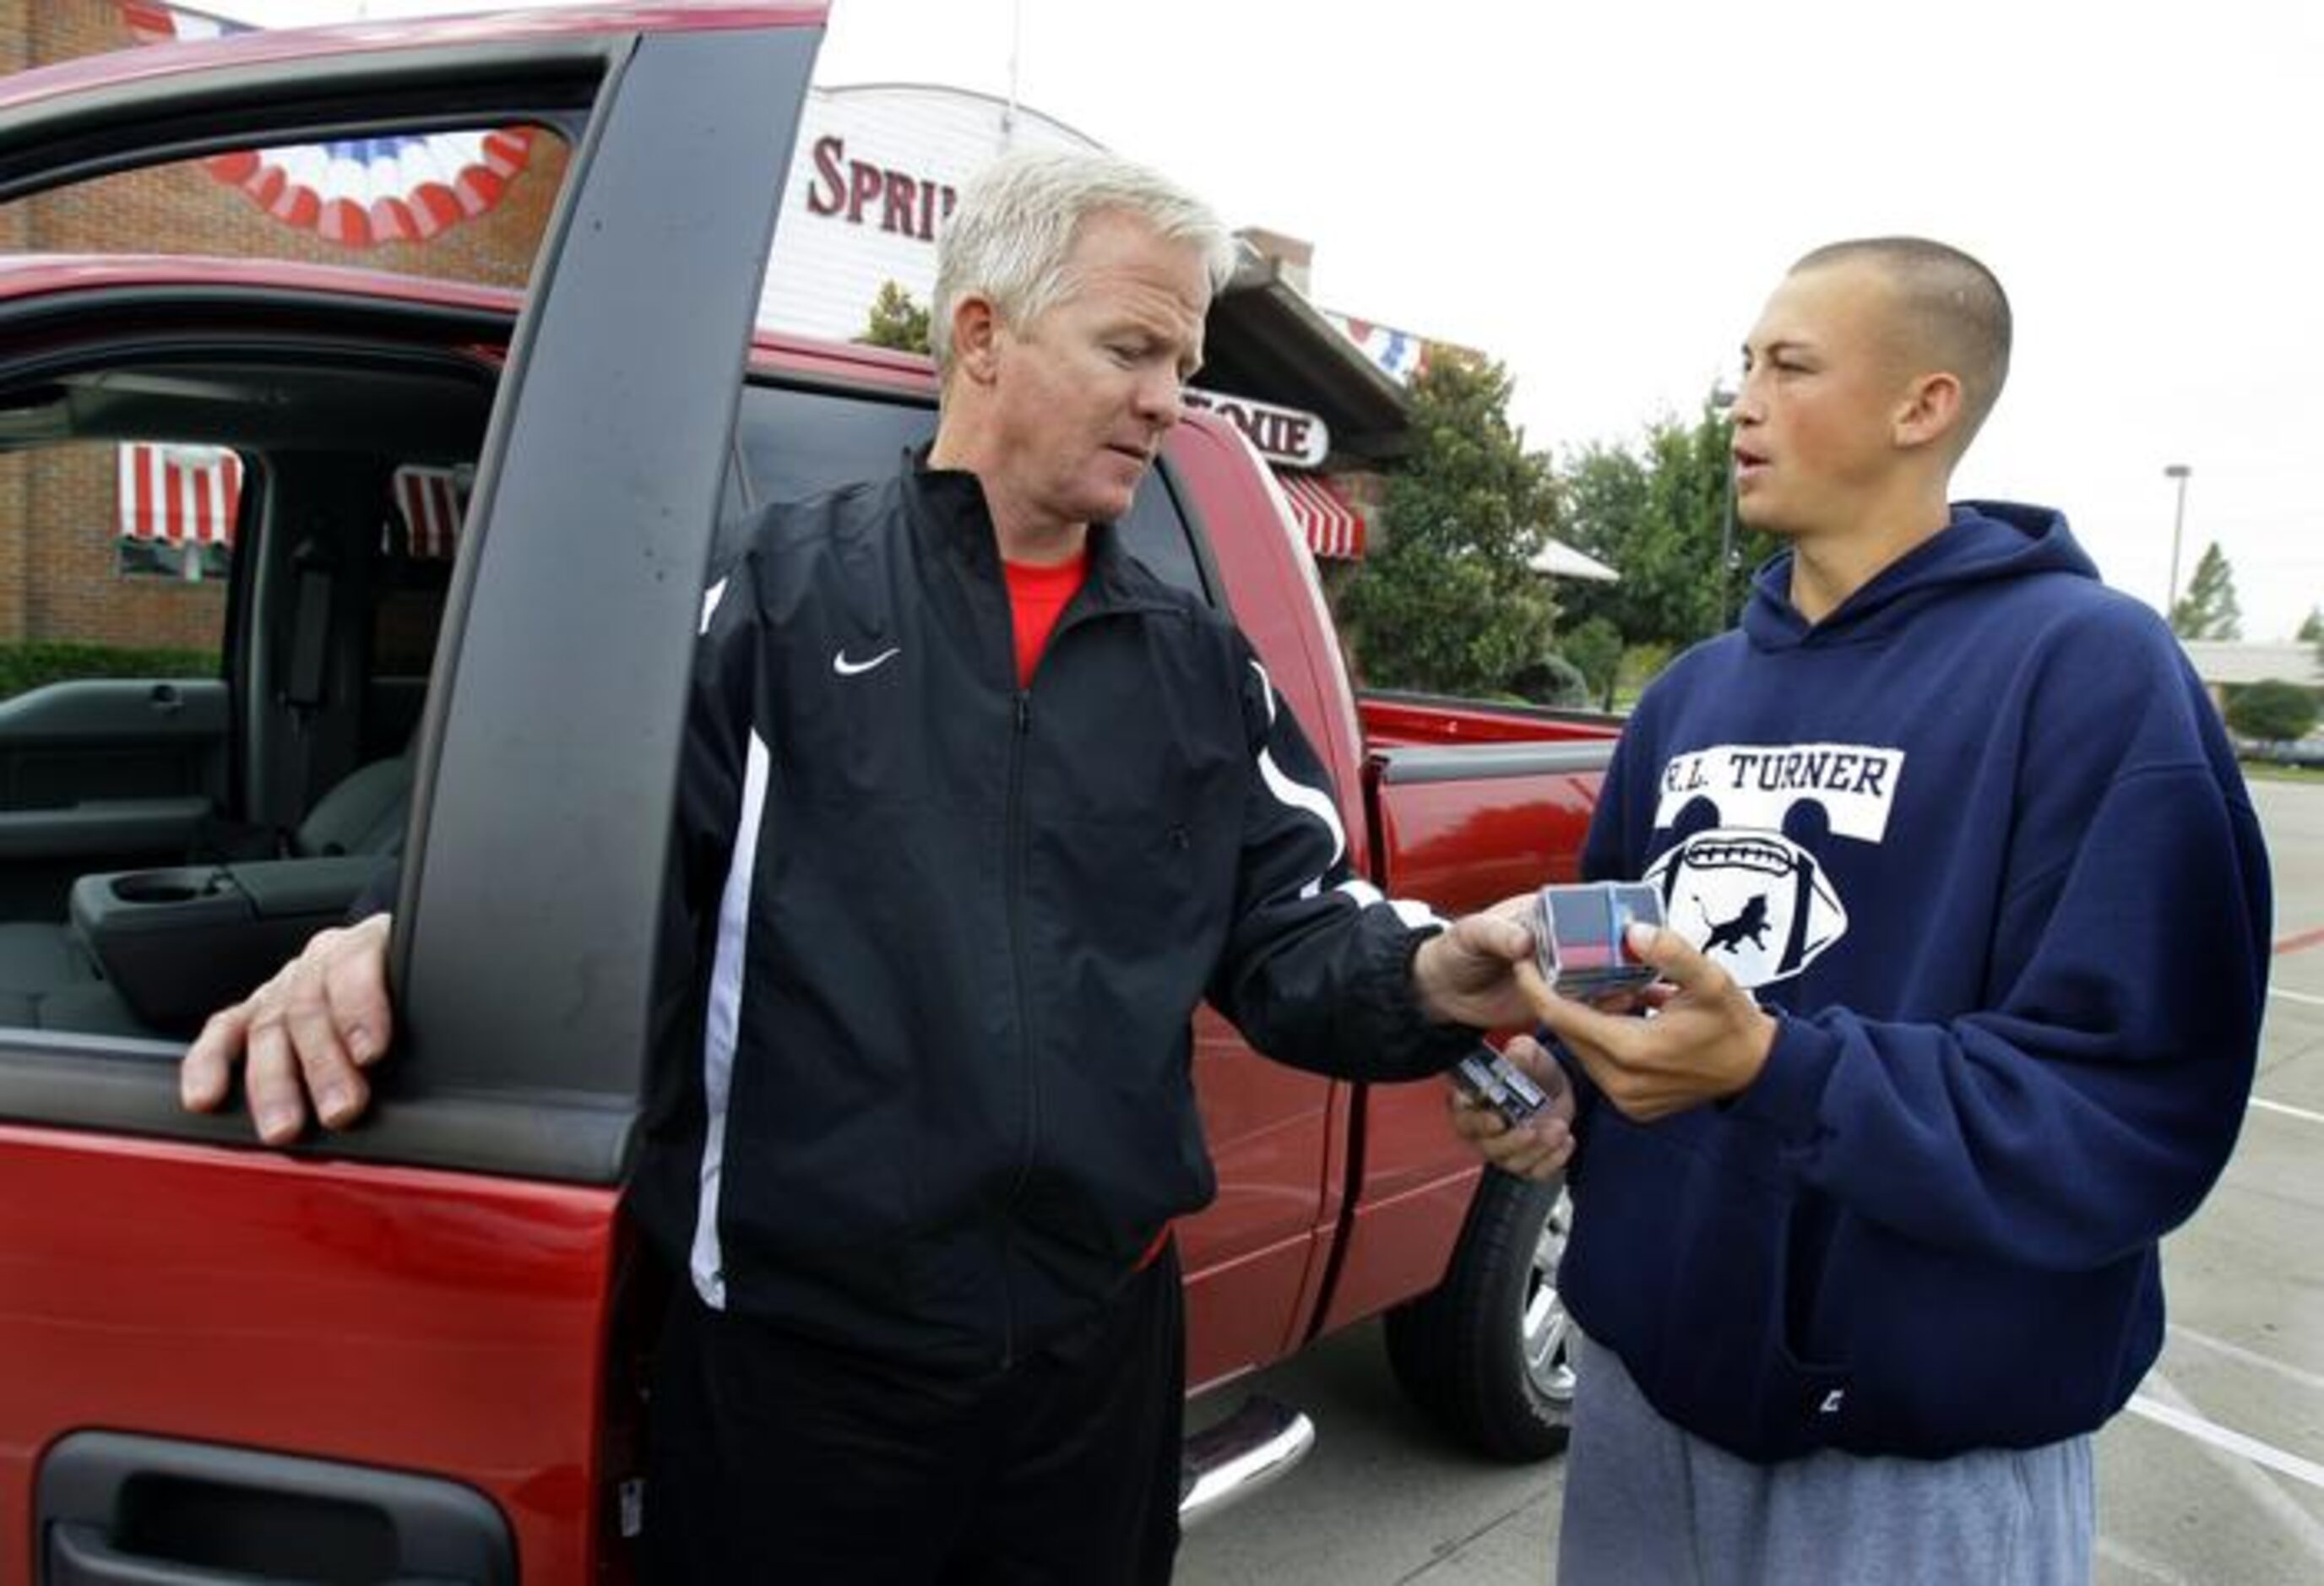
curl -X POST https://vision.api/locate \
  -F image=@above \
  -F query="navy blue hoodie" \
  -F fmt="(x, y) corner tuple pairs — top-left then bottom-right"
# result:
(1558, 502), (2271, 1461)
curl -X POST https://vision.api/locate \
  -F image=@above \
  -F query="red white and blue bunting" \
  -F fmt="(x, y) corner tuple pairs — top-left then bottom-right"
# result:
(117, 3), (537, 250)
(1321, 311), (1431, 386)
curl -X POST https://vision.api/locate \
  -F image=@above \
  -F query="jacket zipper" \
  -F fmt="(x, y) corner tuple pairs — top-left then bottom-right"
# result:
(999, 683), (1035, 1371)
(992, 593), (1177, 1372)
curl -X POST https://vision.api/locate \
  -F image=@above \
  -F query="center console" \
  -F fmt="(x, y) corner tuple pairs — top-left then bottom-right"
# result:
(70, 857), (383, 1034)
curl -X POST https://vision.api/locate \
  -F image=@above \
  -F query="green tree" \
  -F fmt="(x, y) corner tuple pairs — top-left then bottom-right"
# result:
(2225, 678), (2318, 742)
(2297, 605), (2322, 645)
(1555, 395), (1774, 654)
(1334, 350), (1559, 696)
(1507, 652), (1588, 708)
(1559, 616), (1624, 710)
(2169, 540), (2242, 640)
(860, 280), (931, 355)
(1549, 444), (1648, 636)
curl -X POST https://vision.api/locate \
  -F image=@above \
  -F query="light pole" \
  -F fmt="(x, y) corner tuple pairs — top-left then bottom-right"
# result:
(2164, 464), (2192, 627)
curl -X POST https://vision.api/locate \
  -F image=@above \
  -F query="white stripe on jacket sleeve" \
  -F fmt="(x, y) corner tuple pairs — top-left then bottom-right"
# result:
(690, 725), (770, 1310)
(1332, 875), (1449, 932)
(1249, 660), (1442, 928)
(1249, 660), (1347, 899)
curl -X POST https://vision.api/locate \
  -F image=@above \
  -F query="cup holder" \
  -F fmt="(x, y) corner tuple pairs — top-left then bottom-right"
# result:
(111, 871), (225, 906)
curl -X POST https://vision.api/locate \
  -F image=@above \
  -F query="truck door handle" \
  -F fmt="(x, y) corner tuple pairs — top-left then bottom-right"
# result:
(147, 683), (183, 717)
(50, 1519), (405, 1586)
(38, 1431), (513, 1586)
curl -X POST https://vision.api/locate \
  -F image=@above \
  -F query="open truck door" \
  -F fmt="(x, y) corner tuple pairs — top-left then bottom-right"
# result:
(0, 8), (823, 1581)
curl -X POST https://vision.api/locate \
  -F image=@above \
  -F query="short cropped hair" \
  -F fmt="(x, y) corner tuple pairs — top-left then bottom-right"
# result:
(931, 149), (1236, 381)
(1793, 236), (2013, 453)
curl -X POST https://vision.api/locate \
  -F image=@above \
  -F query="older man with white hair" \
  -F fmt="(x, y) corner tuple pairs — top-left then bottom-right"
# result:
(184, 149), (1558, 1581)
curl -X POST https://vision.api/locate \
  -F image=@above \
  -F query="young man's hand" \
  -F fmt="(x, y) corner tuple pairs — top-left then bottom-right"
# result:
(1447, 1034), (1575, 1181)
(180, 912), (396, 1144)
(1523, 922), (1777, 1122)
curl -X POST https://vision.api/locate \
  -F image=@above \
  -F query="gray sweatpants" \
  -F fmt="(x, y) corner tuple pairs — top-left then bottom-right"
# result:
(1558, 1333), (2094, 1585)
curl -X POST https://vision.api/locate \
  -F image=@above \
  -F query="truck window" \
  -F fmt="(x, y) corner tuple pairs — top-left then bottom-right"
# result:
(733, 383), (1213, 602)
(0, 351), (493, 1043)
(0, 128), (569, 297)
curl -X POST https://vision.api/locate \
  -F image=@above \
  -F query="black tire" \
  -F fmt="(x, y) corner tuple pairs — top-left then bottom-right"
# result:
(1383, 1170), (1575, 1462)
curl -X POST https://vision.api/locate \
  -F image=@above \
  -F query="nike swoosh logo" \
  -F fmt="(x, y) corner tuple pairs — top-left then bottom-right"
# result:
(833, 646), (901, 677)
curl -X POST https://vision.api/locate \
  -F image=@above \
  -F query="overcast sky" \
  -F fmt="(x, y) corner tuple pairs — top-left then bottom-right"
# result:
(216, 1), (2324, 639)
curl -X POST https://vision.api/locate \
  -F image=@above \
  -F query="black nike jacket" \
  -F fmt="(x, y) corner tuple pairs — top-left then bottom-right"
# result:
(630, 451), (1476, 1374)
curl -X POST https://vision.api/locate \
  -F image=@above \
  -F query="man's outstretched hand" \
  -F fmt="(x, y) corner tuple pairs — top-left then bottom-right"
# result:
(1411, 895), (1546, 1031)
(181, 911), (396, 1145)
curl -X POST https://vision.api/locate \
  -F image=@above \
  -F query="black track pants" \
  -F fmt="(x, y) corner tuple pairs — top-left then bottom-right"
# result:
(643, 1244), (1184, 1584)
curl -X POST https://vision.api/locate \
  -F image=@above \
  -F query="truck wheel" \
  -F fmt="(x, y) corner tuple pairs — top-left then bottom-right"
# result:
(1383, 1170), (1575, 1462)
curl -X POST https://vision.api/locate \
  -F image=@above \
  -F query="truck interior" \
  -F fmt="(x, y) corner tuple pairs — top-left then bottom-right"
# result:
(0, 334), (497, 1038)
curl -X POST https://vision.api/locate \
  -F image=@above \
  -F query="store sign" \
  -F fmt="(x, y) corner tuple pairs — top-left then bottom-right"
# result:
(804, 134), (958, 243)
(1184, 388), (1330, 468)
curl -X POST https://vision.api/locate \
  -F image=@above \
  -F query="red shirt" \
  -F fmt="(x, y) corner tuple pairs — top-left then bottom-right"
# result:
(1002, 551), (1089, 687)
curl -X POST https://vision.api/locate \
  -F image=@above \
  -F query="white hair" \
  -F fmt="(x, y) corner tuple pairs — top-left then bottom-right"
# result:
(930, 148), (1236, 380)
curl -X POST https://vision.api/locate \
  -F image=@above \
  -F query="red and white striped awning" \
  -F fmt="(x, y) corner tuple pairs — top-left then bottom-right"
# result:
(392, 465), (466, 560)
(118, 442), (242, 547)
(1273, 469), (1367, 561)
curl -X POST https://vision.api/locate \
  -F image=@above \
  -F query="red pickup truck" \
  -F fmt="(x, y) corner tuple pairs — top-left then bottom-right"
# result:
(0, 8), (1618, 1580)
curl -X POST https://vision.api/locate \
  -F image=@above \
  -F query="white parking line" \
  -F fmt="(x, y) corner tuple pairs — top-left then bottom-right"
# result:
(2166, 1323), (2324, 1395)
(2125, 1393), (2324, 1492)
(2270, 986), (2324, 1008)
(2130, 1371), (2324, 1573)
(2251, 1096), (2324, 1127)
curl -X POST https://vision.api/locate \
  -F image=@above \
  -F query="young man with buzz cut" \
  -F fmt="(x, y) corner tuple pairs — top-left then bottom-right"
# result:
(1463, 238), (2270, 1582)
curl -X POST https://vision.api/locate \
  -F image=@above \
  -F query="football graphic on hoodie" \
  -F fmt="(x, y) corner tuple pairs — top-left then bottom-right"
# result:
(1646, 828), (1847, 989)
(1645, 741), (1904, 990)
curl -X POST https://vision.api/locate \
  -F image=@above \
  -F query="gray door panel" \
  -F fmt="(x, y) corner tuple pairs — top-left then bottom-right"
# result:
(0, 678), (225, 850)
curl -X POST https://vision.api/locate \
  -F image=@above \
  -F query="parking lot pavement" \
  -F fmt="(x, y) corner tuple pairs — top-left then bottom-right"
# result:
(1179, 776), (2324, 1585)
(1178, 1317), (1561, 1584)
(2099, 776), (2324, 1585)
